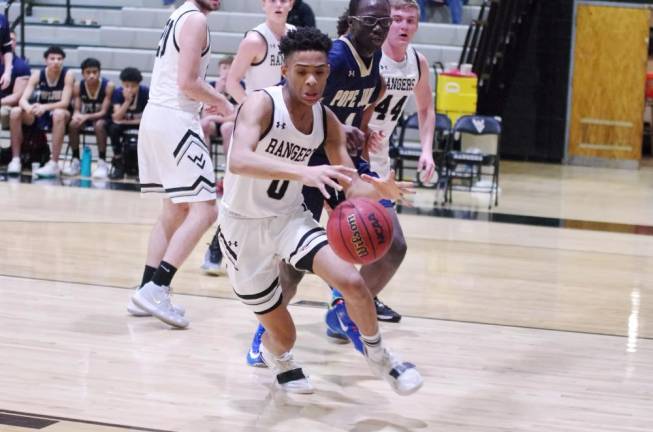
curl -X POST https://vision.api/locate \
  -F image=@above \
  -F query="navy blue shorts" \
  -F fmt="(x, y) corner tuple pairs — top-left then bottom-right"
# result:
(34, 112), (52, 131)
(302, 151), (393, 222)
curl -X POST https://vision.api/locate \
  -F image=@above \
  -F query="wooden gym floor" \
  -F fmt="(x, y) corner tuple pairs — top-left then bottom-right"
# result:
(0, 160), (651, 431)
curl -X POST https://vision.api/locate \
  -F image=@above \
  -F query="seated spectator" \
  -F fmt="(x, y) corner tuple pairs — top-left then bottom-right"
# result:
(7, 46), (74, 177)
(0, 31), (30, 129)
(287, 0), (316, 28)
(64, 58), (114, 178)
(108, 67), (148, 180)
(447, 0), (468, 24)
(201, 56), (237, 160)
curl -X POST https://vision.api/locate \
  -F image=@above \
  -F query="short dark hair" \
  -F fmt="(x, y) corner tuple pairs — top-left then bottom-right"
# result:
(81, 57), (101, 71)
(279, 27), (332, 60)
(43, 46), (65, 59)
(119, 67), (143, 83)
(218, 55), (234, 67)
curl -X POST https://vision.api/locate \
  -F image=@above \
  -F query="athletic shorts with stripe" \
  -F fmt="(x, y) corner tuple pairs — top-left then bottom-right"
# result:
(138, 103), (216, 203)
(217, 205), (328, 314)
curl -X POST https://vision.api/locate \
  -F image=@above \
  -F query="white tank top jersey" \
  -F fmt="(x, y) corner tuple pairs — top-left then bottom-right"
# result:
(369, 46), (421, 177)
(244, 22), (296, 93)
(222, 85), (326, 218)
(149, 2), (211, 113)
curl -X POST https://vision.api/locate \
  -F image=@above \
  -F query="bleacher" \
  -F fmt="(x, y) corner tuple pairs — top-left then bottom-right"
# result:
(1, 0), (484, 172)
(9, 0), (482, 84)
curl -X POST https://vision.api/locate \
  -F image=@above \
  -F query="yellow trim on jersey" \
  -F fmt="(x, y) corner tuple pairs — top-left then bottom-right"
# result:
(338, 36), (374, 78)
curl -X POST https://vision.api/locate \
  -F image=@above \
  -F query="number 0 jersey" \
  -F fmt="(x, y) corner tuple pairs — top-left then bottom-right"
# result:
(369, 46), (421, 177)
(149, 2), (211, 113)
(222, 86), (326, 218)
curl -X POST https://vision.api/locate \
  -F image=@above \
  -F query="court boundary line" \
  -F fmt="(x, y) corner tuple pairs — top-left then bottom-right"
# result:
(0, 408), (174, 432)
(1, 273), (650, 342)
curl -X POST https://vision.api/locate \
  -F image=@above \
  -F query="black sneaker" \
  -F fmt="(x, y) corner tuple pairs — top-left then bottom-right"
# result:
(374, 297), (402, 323)
(108, 157), (125, 180)
(201, 231), (224, 275)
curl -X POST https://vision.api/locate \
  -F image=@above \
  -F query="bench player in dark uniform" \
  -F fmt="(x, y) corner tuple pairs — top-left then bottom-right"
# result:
(65, 58), (114, 178)
(10, 46), (74, 177)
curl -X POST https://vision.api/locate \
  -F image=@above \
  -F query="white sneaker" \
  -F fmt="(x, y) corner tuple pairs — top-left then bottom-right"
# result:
(131, 281), (189, 328)
(92, 159), (109, 179)
(365, 347), (423, 396)
(62, 158), (80, 176)
(127, 286), (186, 317)
(7, 157), (21, 175)
(261, 345), (314, 394)
(35, 160), (60, 178)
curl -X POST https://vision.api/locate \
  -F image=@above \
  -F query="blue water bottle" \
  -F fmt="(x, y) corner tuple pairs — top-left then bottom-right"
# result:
(81, 146), (92, 177)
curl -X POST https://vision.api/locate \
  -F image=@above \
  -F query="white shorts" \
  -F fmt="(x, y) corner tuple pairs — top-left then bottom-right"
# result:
(217, 205), (328, 314)
(138, 103), (216, 203)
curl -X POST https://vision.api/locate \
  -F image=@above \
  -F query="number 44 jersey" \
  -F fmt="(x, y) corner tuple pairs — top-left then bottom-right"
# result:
(369, 47), (422, 178)
(222, 86), (326, 218)
(149, 2), (211, 114)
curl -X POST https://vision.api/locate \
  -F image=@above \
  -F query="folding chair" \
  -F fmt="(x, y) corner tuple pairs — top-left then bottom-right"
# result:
(444, 115), (501, 209)
(393, 112), (453, 202)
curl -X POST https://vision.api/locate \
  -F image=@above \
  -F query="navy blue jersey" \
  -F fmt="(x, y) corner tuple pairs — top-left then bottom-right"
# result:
(302, 36), (384, 221)
(80, 77), (108, 114)
(0, 14), (10, 55)
(31, 67), (68, 104)
(322, 36), (383, 128)
(112, 85), (149, 121)
(0, 56), (30, 98)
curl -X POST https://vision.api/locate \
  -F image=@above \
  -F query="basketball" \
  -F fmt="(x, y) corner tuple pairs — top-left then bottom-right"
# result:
(326, 197), (394, 265)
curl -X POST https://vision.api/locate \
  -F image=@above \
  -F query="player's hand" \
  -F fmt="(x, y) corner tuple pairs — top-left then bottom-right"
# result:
(366, 129), (385, 154)
(417, 151), (436, 183)
(204, 104), (222, 115)
(302, 164), (357, 200)
(32, 104), (45, 116)
(361, 169), (415, 205)
(343, 124), (365, 155)
(0, 70), (11, 90)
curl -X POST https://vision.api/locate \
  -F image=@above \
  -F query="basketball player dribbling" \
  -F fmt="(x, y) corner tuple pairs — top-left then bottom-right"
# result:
(126, 0), (233, 328)
(218, 27), (422, 395)
(201, 0), (296, 275)
(246, 0), (409, 365)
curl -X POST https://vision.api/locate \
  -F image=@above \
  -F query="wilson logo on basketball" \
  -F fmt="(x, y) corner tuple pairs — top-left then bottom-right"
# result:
(367, 213), (387, 245)
(347, 213), (369, 258)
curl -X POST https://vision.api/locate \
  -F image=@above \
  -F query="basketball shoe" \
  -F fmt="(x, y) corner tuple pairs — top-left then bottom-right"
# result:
(325, 299), (364, 353)
(246, 323), (267, 367)
(365, 346), (423, 395)
(261, 345), (314, 394)
(127, 286), (186, 317)
(374, 297), (402, 323)
(332, 288), (402, 324)
(131, 281), (189, 328)
(201, 231), (224, 276)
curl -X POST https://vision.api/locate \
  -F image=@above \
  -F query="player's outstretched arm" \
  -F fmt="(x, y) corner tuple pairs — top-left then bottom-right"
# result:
(323, 107), (414, 204)
(177, 13), (232, 113)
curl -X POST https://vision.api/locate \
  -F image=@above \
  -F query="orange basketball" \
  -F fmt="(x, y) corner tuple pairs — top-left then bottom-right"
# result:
(326, 197), (394, 265)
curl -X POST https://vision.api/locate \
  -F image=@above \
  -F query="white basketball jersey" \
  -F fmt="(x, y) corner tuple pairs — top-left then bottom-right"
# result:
(244, 23), (296, 93)
(149, 2), (211, 113)
(222, 86), (326, 218)
(369, 46), (421, 177)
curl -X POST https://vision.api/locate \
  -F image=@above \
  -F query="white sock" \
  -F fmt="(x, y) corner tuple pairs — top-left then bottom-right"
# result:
(361, 330), (383, 360)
